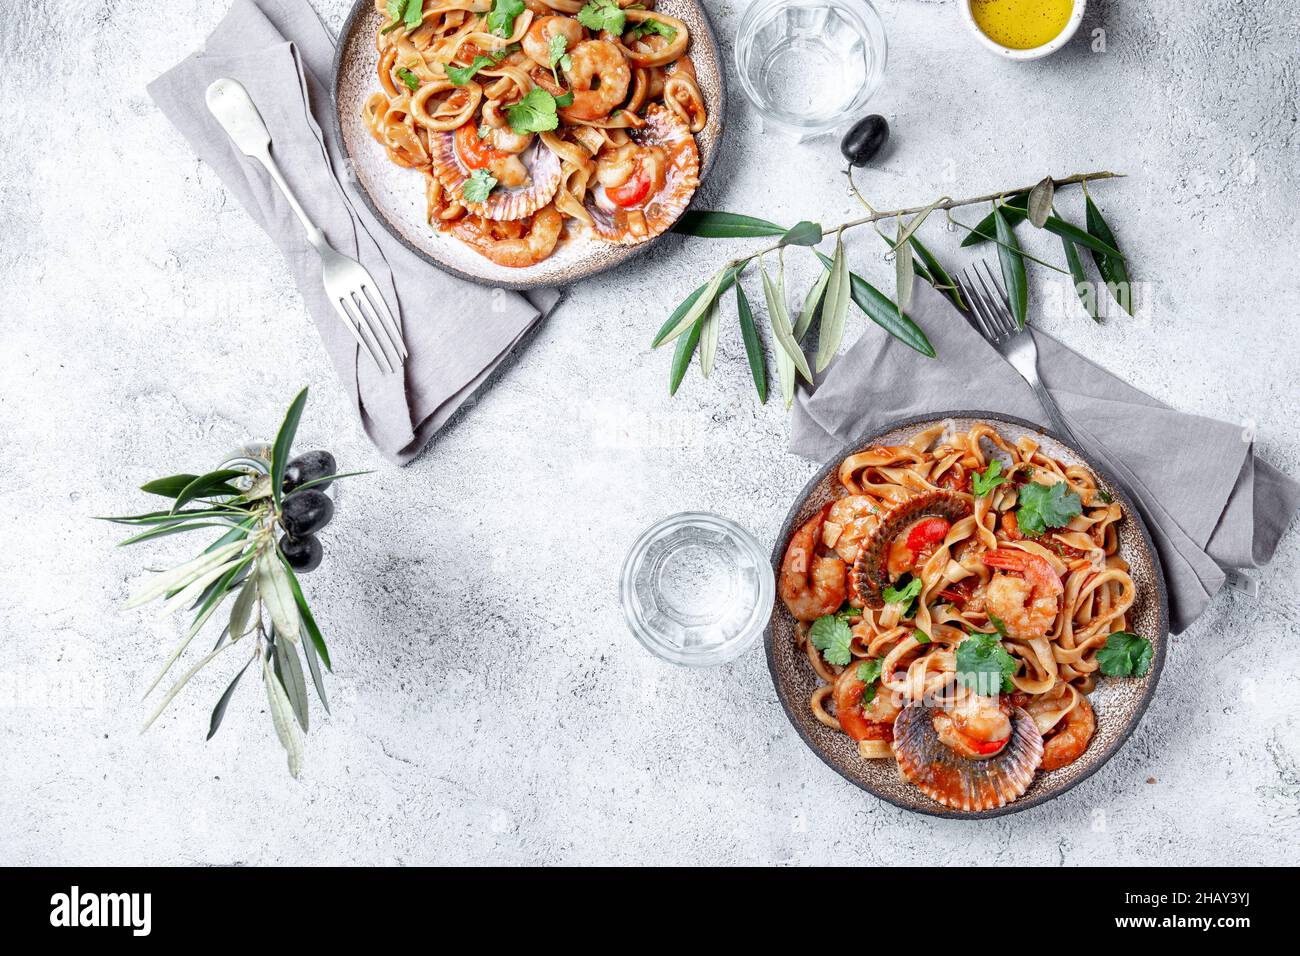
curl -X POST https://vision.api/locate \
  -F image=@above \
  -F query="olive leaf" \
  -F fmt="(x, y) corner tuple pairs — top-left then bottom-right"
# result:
(1027, 176), (1055, 228)
(895, 233), (914, 313)
(301, 617), (330, 711)
(270, 387), (308, 509)
(227, 576), (258, 641)
(961, 193), (1029, 246)
(263, 655), (304, 778)
(673, 211), (786, 239)
(1062, 236), (1102, 323)
(697, 292), (722, 378)
(1086, 195), (1134, 316)
(257, 550), (300, 644)
(794, 268), (829, 340)
(281, 556), (331, 669)
(116, 520), (237, 548)
(994, 206), (1029, 329)
(274, 634), (309, 733)
(815, 230), (851, 373)
(1001, 201), (1123, 259)
(653, 266), (734, 347)
(143, 473), (243, 500)
(734, 282), (767, 403)
(124, 539), (248, 609)
(170, 469), (246, 514)
(668, 313), (703, 396)
(911, 235), (965, 312)
(206, 654), (254, 741)
(814, 252), (936, 358)
(779, 220), (823, 247)
(141, 639), (235, 733)
(761, 254), (812, 383)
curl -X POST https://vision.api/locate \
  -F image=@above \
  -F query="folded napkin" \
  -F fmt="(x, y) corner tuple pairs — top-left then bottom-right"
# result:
(148, 0), (559, 463)
(792, 281), (1300, 633)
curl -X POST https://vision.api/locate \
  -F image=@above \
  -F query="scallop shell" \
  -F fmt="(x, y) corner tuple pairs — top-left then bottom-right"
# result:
(892, 704), (1043, 812)
(850, 489), (972, 608)
(585, 104), (700, 245)
(429, 133), (562, 222)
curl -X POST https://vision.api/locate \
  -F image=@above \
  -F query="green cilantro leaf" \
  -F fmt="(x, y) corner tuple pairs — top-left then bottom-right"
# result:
(834, 603), (862, 625)
(506, 87), (563, 133)
(577, 0), (627, 35)
(462, 168), (498, 204)
(548, 33), (572, 79)
(477, 124), (490, 139)
(404, 0), (424, 28)
(446, 55), (494, 86)
(972, 459), (1007, 498)
(382, 0), (417, 33)
(396, 67), (421, 92)
(553, 90), (574, 108)
(882, 575), (922, 617)
(1097, 488), (1114, 504)
(856, 658), (883, 704)
(987, 613), (1008, 639)
(955, 631), (1018, 696)
(809, 614), (853, 668)
(913, 628), (931, 644)
(628, 17), (678, 43)
(487, 0), (526, 38)
(1097, 631), (1153, 678)
(1016, 480), (1082, 536)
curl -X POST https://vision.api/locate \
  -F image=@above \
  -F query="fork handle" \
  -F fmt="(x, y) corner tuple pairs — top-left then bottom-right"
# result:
(205, 78), (328, 253)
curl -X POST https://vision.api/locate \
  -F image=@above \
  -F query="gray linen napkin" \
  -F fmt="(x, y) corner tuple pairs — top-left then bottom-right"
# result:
(148, 0), (559, 464)
(792, 281), (1300, 633)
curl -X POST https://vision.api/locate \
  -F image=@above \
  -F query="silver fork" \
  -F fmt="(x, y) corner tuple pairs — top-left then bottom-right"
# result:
(954, 260), (1080, 447)
(205, 78), (406, 374)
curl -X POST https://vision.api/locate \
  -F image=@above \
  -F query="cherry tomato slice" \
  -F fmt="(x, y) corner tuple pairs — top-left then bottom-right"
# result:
(606, 165), (652, 208)
(966, 734), (1011, 755)
(906, 517), (950, 553)
(455, 122), (502, 171)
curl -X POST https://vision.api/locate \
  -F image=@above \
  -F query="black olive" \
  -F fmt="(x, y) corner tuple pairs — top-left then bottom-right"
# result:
(283, 450), (338, 494)
(280, 490), (334, 538)
(279, 532), (323, 573)
(841, 114), (890, 167)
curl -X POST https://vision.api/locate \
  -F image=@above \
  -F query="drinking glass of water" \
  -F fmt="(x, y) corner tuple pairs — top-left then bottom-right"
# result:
(620, 513), (774, 667)
(735, 0), (888, 137)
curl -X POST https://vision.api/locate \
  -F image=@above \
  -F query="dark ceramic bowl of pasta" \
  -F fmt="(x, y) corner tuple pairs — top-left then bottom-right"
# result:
(330, 0), (726, 290)
(765, 411), (1169, 819)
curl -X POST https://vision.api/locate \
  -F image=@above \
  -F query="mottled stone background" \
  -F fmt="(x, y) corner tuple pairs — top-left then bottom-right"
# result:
(2, 0), (1297, 864)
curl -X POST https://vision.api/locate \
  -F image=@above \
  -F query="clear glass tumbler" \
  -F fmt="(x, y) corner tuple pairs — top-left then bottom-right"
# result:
(620, 513), (775, 667)
(734, 0), (888, 137)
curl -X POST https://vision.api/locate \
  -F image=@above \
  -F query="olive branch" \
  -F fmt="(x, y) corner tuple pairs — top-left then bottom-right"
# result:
(654, 169), (1135, 407)
(98, 387), (371, 778)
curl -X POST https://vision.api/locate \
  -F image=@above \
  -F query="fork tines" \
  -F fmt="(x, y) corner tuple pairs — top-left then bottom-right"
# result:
(957, 260), (1019, 340)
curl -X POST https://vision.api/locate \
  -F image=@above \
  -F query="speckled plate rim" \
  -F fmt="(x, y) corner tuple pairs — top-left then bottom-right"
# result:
(765, 410), (1170, 820)
(328, 0), (727, 291)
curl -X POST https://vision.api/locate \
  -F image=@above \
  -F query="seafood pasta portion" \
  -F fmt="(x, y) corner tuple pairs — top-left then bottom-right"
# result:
(779, 422), (1152, 812)
(363, 0), (707, 267)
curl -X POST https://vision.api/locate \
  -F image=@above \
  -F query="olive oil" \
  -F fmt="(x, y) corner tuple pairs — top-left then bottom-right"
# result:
(970, 0), (1075, 50)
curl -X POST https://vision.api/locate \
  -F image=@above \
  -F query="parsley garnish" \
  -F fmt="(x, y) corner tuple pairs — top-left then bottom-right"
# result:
(382, 0), (424, 33)
(882, 575), (922, 617)
(396, 67), (421, 91)
(809, 614), (853, 668)
(1016, 480), (1082, 536)
(577, 0), (626, 35)
(554, 90), (574, 107)
(548, 33), (573, 85)
(1097, 631), (1153, 677)
(486, 0), (525, 38)
(856, 658), (883, 704)
(913, 628), (931, 644)
(446, 47), (511, 86)
(987, 613), (1008, 638)
(972, 459), (1007, 498)
(955, 631), (1017, 696)
(627, 17), (678, 43)
(1097, 488), (1114, 504)
(462, 168), (498, 204)
(506, 87), (564, 133)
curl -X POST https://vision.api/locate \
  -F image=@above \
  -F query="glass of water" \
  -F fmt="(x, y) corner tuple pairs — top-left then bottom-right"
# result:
(735, 0), (888, 137)
(620, 513), (775, 667)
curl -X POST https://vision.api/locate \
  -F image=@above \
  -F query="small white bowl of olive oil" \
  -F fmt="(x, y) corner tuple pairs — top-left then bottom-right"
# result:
(961, 0), (1086, 60)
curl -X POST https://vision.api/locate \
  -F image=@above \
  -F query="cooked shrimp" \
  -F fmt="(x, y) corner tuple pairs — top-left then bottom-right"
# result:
(1038, 695), (1095, 771)
(522, 15), (585, 69)
(780, 506), (848, 622)
(451, 205), (562, 267)
(934, 693), (1012, 758)
(981, 548), (1063, 640)
(822, 496), (881, 564)
(561, 40), (631, 121)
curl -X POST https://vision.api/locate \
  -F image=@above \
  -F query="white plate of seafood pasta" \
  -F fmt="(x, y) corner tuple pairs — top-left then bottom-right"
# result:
(767, 412), (1168, 818)
(331, 0), (726, 290)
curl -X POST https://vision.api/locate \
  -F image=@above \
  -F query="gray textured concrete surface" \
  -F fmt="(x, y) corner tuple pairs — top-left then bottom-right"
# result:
(2, 0), (1299, 865)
